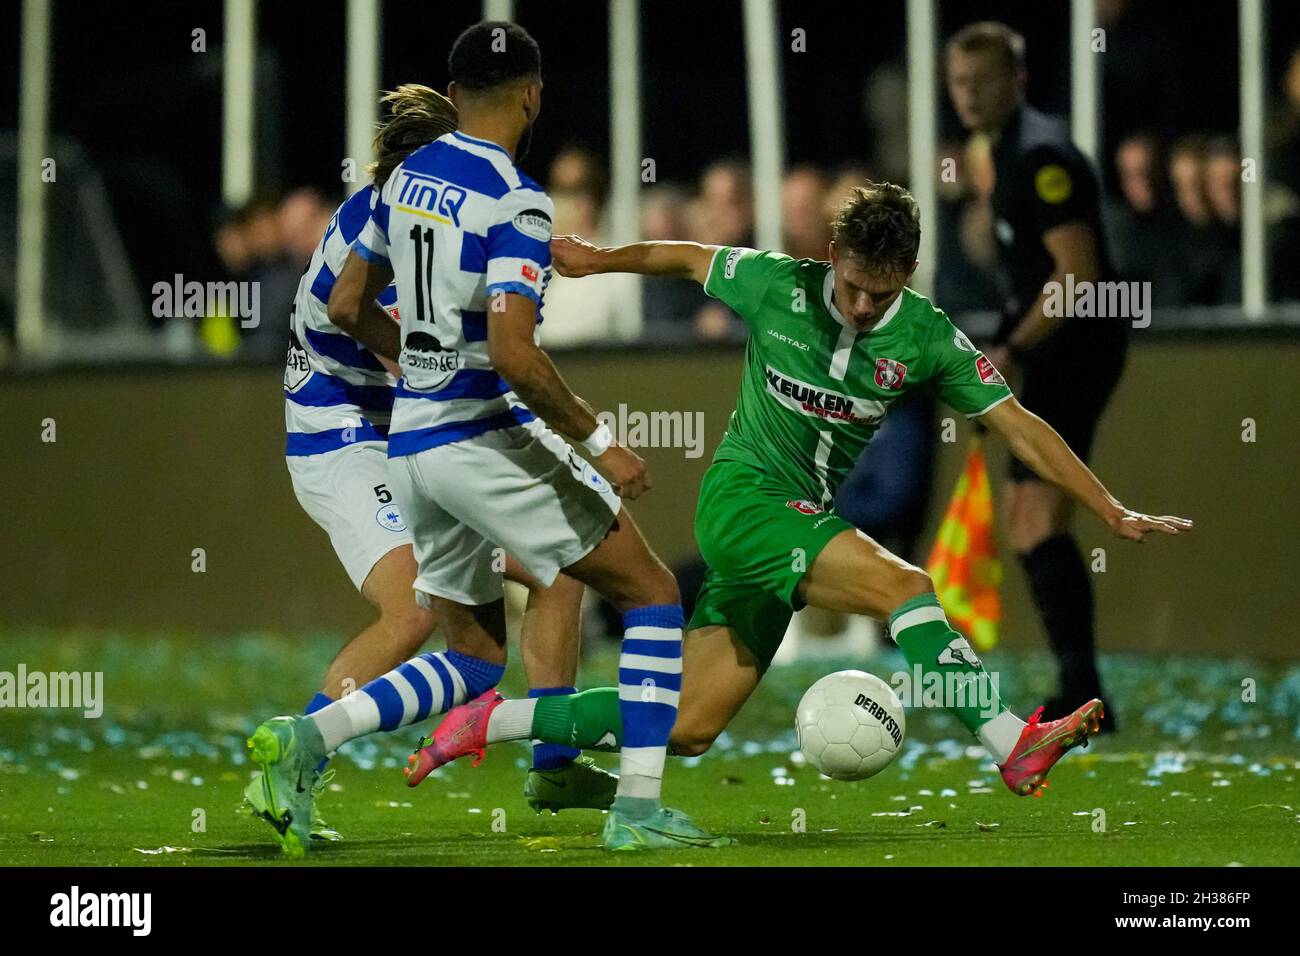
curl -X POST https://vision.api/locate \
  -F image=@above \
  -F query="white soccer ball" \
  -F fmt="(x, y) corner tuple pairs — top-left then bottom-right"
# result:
(795, 670), (905, 781)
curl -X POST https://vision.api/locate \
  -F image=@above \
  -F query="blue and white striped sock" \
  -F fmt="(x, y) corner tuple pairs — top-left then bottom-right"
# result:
(616, 604), (684, 801)
(529, 686), (580, 770)
(307, 650), (504, 753)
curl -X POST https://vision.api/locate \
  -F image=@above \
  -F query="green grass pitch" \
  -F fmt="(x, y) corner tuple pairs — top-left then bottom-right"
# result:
(1, 630), (1297, 866)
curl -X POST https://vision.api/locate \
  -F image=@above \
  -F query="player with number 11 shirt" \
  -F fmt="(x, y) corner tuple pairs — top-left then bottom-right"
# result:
(416, 182), (1192, 804)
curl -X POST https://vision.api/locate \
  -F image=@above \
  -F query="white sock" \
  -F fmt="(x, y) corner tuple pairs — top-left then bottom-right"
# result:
(978, 710), (1027, 764)
(486, 698), (537, 744)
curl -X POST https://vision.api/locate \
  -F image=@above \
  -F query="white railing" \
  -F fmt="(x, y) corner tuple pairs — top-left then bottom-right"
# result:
(8, 0), (1281, 363)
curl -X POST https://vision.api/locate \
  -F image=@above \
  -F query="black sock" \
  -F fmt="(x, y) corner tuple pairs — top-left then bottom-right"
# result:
(1019, 534), (1102, 698)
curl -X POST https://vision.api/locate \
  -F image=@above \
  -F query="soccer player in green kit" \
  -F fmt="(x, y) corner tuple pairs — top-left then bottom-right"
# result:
(407, 183), (1193, 834)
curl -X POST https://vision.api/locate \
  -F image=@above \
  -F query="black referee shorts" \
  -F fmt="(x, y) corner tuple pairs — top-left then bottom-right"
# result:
(1008, 322), (1128, 483)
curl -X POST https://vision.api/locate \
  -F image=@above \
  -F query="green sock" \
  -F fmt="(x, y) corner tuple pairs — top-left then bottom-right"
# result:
(888, 592), (1005, 735)
(531, 688), (622, 752)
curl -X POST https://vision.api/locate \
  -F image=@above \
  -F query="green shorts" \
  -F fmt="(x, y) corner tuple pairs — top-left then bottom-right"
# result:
(687, 459), (854, 671)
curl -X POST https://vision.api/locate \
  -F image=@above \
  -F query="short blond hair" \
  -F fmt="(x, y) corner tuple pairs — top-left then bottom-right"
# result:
(946, 21), (1026, 73)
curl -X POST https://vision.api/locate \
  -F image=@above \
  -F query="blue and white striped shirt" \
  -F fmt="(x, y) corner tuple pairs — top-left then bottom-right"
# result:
(283, 186), (399, 457)
(355, 131), (553, 459)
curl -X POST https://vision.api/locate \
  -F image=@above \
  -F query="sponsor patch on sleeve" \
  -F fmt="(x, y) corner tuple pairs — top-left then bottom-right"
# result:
(976, 354), (1006, 385)
(723, 247), (743, 279)
(512, 208), (553, 242)
(521, 263), (539, 282)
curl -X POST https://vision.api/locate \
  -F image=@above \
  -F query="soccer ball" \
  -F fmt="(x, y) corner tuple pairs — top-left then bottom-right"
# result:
(796, 670), (905, 781)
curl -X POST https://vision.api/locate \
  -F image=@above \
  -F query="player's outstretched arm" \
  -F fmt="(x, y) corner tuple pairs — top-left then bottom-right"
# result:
(487, 291), (651, 499)
(551, 235), (720, 285)
(980, 396), (1194, 542)
(327, 250), (401, 361)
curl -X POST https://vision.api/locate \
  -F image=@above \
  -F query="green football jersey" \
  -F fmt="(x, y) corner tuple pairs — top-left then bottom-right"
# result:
(703, 246), (1013, 504)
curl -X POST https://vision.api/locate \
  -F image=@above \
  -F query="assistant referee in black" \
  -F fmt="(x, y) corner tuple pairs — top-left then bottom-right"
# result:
(945, 22), (1129, 728)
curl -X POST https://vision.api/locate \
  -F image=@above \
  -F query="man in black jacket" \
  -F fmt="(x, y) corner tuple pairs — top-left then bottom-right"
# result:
(946, 22), (1129, 727)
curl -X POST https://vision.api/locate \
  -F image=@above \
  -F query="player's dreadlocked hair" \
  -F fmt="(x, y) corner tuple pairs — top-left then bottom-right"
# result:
(831, 182), (922, 278)
(367, 84), (459, 188)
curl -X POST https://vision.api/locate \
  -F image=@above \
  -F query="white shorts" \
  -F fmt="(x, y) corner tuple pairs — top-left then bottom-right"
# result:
(287, 441), (413, 591)
(387, 419), (621, 606)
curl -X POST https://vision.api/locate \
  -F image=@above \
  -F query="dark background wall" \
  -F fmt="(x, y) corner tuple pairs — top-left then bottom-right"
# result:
(2, 337), (1296, 657)
(4, 0), (1293, 309)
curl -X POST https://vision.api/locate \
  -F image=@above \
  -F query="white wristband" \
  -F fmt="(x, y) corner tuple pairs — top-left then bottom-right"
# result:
(579, 422), (613, 458)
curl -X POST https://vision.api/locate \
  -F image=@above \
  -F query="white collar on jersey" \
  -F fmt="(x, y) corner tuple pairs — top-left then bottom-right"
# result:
(822, 267), (904, 334)
(450, 130), (512, 158)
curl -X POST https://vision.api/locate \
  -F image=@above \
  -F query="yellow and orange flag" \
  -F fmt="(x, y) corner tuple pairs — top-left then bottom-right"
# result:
(926, 436), (1002, 652)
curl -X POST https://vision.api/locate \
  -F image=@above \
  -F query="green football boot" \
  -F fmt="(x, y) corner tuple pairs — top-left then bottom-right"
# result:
(245, 716), (318, 858)
(524, 755), (619, 813)
(241, 767), (341, 842)
(306, 769), (342, 842)
(602, 799), (736, 851)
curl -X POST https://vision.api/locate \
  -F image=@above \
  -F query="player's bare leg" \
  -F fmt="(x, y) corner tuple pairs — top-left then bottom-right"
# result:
(510, 557), (582, 689)
(797, 528), (933, 616)
(561, 507), (680, 612)
(316, 545), (436, 700)
(319, 550), (586, 703)
(669, 625), (763, 756)
(504, 557), (618, 812)
(800, 528), (1103, 796)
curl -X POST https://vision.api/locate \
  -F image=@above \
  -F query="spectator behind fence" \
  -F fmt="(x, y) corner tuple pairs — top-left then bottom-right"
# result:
(1167, 136), (1235, 306)
(685, 160), (754, 341)
(279, 188), (335, 270)
(1203, 137), (1243, 304)
(207, 198), (298, 360)
(782, 166), (831, 260)
(1104, 133), (1187, 305)
(241, 198), (298, 360)
(536, 147), (635, 347)
(691, 159), (754, 248)
(640, 184), (714, 341)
